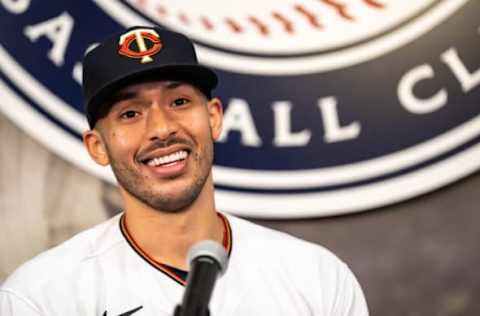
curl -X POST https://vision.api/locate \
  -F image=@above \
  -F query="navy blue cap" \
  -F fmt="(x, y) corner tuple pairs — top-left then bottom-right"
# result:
(82, 26), (218, 128)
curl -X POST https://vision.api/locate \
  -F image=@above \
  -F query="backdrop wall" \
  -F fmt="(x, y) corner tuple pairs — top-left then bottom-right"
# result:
(1, 1), (479, 315)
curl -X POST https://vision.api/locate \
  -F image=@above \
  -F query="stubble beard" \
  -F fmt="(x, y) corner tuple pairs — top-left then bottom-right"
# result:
(107, 141), (214, 213)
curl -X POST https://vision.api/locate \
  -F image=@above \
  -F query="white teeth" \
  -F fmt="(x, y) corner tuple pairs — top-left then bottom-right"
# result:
(147, 150), (188, 167)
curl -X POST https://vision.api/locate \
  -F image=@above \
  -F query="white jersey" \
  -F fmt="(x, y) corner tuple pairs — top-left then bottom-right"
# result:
(0, 213), (368, 316)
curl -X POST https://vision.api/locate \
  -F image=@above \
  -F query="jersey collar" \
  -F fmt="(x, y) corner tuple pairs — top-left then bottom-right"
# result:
(119, 212), (232, 286)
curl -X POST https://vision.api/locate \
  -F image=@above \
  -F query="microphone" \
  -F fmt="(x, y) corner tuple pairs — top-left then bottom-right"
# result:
(174, 240), (229, 316)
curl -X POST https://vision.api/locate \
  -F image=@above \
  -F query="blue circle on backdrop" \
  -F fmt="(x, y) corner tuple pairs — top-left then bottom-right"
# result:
(0, 0), (479, 218)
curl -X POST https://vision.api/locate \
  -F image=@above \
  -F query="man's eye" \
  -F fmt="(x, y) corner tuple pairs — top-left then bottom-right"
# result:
(120, 110), (139, 119)
(172, 98), (189, 107)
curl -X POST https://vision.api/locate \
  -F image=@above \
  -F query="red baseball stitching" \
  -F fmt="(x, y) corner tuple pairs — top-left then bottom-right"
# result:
(363, 0), (385, 9)
(320, 0), (354, 21)
(272, 12), (294, 34)
(200, 16), (215, 30)
(249, 16), (270, 36)
(156, 5), (167, 16)
(294, 5), (322, 29)
(225, 18), (243, 33)
(133, 0), (389, 36)
(137, 0), (147, 8)
(178, 13), (190, 25)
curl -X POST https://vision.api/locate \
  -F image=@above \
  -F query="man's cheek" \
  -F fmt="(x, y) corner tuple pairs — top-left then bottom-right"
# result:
(111, 131), (137, 149)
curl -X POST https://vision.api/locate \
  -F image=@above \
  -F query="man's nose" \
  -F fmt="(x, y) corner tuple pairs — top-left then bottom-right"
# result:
(145, 104), (178, 141)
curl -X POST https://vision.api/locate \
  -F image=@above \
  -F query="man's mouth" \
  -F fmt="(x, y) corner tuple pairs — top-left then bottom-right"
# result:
(144, 150), (189, 167)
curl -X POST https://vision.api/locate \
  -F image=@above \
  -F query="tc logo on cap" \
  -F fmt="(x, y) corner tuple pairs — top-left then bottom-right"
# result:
(118, 29), (162, 64)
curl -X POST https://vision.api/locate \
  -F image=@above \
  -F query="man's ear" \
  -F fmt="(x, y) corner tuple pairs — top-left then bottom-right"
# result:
(83, 129), (110, 166)
(207, 97), (223, 141)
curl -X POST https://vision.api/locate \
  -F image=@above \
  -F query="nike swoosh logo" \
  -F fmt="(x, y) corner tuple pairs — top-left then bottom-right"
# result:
(102, 305), (143, 316)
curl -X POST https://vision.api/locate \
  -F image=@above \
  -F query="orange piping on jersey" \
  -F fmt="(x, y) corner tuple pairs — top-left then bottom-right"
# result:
(218, 212), (233, 256)
(119, 213), (232, 286)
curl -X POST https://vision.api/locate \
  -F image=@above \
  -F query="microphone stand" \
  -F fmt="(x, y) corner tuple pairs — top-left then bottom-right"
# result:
(173, 240), (228, 316)
(174, 256), (217, 316)
(173, 305), (209, 316)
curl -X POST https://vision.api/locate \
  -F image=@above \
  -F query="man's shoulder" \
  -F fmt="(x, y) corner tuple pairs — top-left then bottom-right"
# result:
(1, 214), (123, 292)
(224, 214), (369, 315)
(226, 214), (342, 268)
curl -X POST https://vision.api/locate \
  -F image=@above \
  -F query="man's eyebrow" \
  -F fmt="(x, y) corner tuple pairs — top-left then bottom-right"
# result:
(165, 81), (187, 90)
(106, 82), (189, 107)
(107, 91), (138, 106)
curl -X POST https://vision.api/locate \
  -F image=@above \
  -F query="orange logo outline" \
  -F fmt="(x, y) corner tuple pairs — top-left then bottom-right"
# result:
(118, 29), (162, 64)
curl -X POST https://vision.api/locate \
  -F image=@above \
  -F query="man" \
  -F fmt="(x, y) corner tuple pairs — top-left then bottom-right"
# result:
(0, 26), (368, 315)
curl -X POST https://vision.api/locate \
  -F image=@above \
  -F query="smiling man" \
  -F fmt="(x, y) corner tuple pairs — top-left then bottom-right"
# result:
(0, 26), (368, 315)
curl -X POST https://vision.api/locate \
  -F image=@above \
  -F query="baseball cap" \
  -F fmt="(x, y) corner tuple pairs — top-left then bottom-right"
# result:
(82, 26), (218, 128)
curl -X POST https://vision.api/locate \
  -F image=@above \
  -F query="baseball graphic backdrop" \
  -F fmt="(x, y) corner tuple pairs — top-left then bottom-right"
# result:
(1, 0), (479, 218)
(1, 0), (479, 315)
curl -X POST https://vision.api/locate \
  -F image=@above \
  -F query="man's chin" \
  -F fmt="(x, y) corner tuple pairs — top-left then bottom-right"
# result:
(146, 196), (197, 214)
(115, 164), (210, 214)
(130, 185), (202, 213)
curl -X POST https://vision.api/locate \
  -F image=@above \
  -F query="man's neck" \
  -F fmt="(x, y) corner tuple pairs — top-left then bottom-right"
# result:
(120, 181), (222, 270)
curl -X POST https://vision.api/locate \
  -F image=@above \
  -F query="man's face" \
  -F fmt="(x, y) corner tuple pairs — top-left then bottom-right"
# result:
(85, 81), (223, 213)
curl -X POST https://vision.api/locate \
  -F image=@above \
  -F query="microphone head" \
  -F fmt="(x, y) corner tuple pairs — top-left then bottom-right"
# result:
(187, 240), (229, 275)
